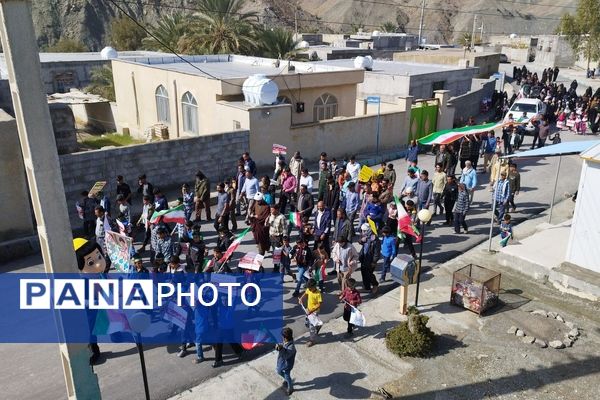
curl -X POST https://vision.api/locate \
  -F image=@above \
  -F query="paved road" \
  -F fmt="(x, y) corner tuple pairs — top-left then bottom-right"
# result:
(0, 133), (591, 399)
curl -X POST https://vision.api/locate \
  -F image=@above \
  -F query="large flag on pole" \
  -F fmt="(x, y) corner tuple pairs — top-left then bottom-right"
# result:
(150, 204), (186, 224)
(219, 227), (251, 263)
(417, 122), (503, 145)
(394, 195), (421, 242)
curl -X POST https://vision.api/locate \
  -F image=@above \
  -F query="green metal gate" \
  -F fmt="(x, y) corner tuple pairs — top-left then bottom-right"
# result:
(409, 100), (438, 143)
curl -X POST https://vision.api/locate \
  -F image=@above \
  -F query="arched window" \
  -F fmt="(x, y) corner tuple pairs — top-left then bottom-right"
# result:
(181, 91), (198, 134)
(155, 85), (170, 123)
(313, 93), (338, 122)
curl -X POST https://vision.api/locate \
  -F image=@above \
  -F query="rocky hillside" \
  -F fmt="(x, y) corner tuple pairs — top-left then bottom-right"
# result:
(31, 0), (578, 51)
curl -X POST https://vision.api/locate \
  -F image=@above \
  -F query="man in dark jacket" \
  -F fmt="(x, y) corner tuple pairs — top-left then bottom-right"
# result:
(313, 201), (331, 253)
(442, 175), (458, 225)
(323, 175), (340, 222)
(194, 170), (211, 222)
(358, 223), (381, 293)
(296, 185), (314, 222)
(334, 208), (353, 245)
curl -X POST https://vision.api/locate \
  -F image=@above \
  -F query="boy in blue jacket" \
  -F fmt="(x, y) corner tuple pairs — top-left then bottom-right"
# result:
(380, 226), (397, 281)
(276, 327), (297, 395)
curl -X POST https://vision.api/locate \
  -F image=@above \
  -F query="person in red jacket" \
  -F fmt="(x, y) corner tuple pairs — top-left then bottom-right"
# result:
(339, 278), (362, 337)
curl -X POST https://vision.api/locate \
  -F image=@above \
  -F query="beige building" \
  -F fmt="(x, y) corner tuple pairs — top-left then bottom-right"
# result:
(112, 54), (365, 139)
(112, 54), (454, 166)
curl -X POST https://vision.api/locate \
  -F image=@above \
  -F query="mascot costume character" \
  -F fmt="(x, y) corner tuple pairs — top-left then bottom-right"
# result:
(73, 237), (108, 364)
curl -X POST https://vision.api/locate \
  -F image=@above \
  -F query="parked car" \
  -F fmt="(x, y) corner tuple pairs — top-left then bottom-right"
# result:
(499, 53), (509, 63)
(503, 98), (546, 133)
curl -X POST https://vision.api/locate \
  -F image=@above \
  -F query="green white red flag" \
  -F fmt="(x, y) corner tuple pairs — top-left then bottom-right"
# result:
(417, 122), (503, 145)
(241, 324), (280, 350)
(93, 309), (131, 336)
(394, 195), (421, 243)
(150, 204), (186, 224)
(288, 211), (302, 227)
(219, 227), (251, 263)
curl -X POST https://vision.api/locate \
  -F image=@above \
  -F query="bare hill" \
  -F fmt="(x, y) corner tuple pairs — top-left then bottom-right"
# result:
(30, 0), (578, 51)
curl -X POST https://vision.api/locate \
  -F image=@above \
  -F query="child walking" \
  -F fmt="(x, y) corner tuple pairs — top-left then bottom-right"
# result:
(499, 214), (513, 247)
(298, 278), (322, 347)
(380, 226), (397, 282)
(275, 327), (297, 396)
(279, 236), (297, 283)
(339, 278), (362, 338)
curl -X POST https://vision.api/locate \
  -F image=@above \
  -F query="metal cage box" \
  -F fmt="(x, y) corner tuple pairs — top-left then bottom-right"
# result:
(451, 264), (501, 315)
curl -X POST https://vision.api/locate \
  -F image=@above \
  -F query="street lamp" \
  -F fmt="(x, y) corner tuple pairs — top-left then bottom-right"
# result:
(414, 209), (432, 307)
(129, 312), (151, 400)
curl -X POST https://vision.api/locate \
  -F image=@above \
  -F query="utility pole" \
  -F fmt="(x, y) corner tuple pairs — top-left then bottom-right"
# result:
(417, 0), (425, 48)
(479, 20), (484, 43)
(294, 8), (298, 41)
(471, 14), (478, 51)
(0, 1), (101, 399)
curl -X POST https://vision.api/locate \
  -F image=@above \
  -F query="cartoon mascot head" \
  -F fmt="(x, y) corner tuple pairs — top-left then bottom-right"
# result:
(73, 238), (107, 274)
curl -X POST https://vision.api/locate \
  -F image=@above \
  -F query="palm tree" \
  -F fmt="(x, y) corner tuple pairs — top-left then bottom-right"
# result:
(380, 22), (397, 33)
(180, 0), (259, 55)
(142, 13), (190, 52)
(258, 28), (301, 60)
(457, 32), (480, 48)
(85, 66), (115, 101)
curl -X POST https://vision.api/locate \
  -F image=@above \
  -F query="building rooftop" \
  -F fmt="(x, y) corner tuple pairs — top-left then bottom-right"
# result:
(47, 90), (110, 104)
(0, 50), (170, 78)
(117, 54), (359, 80)
(319, 59), (472, 76)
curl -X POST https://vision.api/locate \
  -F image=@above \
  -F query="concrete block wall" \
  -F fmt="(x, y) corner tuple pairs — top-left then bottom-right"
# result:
(448, 79), (496, 123)
(60, 130), (249, 226)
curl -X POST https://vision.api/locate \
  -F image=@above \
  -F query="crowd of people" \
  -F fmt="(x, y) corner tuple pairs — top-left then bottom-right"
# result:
(507, 65), (600, 137)
(78, 64), (597, 393)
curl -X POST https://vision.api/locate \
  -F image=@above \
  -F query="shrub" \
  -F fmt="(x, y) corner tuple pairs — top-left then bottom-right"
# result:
(385, 306), (435, 357)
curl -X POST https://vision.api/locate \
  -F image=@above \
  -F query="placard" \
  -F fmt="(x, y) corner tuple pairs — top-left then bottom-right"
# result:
(272, 144), (287, 155)
(89, 181), (107, 197)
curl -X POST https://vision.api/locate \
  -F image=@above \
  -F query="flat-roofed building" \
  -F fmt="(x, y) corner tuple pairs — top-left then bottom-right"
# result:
(111, 54), (365, 139)
(319, 58), (479, 103)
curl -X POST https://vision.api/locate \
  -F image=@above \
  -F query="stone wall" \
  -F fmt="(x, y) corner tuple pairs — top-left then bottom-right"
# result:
(49, 103), (78, 154)
(448, 78), (496, 123)
(60, 130), (249, 227)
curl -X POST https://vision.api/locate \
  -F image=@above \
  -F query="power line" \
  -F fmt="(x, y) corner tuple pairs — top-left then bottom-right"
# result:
(114, 0), (564, 35)
(354, 0), (564, 21)
(494, 0), (577, 9)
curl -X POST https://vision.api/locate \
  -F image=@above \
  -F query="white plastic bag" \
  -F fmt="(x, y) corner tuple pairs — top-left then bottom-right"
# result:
(349, 307), (366, 327)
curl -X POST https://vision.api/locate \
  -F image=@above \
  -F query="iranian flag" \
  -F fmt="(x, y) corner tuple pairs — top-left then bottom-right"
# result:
(417, 122), (503, 145)
(288, 211), (302, 227)
(219, 227), (251, 263)
(93, 309), (131, 336)
(241, 324), (279, 350)
(394, 195), (421, 243)
(150, 204), (186, 224)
